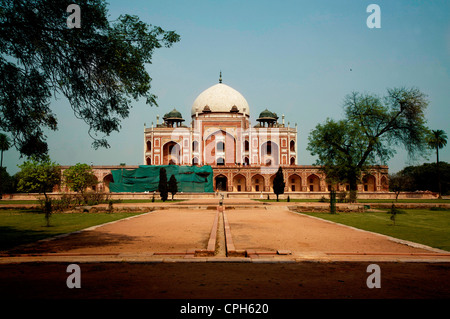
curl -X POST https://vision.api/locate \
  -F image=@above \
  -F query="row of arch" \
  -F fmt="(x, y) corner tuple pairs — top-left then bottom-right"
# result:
(215, 174), (386, 192)
(145, 139), (296, 166)
(72, 172), (385, 193)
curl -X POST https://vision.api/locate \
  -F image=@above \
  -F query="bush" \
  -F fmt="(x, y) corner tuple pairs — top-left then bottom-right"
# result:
(49, 192), (113, 212)
(81, 192), (110, 206)
(430, 206), (449, 211)
(338, 191), (347, 203)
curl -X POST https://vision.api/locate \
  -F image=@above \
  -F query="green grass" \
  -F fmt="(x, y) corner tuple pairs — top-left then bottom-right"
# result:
(0, 200), (41, 205)
(0, 199), (185, 205)
(0, 209), (145, 251)
(300, 209), (450, 252)
(254, 198), (450, 203)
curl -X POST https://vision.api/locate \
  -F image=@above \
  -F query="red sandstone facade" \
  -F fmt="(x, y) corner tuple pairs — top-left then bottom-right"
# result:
(57, 78), (389, 195)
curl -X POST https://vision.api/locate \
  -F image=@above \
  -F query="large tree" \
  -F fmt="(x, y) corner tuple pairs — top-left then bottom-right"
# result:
(0, 133), (11, 198)
(427, 130), (448, 198)
(307, 87), (430, 201)
(400, 162), (450, 195)
(63, 163), (97, 194)
(0, 0), (180, 158)
(16, 156), (61, 226)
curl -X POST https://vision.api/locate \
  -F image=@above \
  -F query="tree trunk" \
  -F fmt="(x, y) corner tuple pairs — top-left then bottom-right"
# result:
(437, 146), (442, 199)
(0, 150), (3, 199)
(43, 192), (52, 227)
(349, 177), (358, 203)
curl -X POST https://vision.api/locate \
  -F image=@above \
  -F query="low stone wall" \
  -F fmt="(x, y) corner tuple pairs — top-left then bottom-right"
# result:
(2, 191), (441, 201)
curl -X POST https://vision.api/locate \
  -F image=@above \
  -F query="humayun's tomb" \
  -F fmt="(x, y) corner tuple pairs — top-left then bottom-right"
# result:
(56, 74), (391, 199)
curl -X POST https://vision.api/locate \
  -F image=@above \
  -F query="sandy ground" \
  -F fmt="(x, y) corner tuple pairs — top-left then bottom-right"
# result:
(226, 208), (437, 255)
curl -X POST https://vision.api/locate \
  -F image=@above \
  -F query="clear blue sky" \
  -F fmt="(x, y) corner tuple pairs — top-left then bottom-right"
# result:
(3, 0), (450, 174)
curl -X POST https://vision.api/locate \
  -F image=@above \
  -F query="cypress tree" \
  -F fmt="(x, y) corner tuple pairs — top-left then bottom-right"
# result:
(273, 167), (285, 202)
(168, 174), (178, 200)
(158, 168), (168, 202)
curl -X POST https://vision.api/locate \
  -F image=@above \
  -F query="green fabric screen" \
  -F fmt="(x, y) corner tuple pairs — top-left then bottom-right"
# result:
(109, 165), (214, 193)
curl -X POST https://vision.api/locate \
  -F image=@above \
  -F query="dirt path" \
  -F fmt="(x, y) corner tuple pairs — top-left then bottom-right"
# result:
(226, 208), (439, 255)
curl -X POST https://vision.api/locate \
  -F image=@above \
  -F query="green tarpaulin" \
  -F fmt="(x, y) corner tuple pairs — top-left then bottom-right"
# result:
(109, 165), (214, 193)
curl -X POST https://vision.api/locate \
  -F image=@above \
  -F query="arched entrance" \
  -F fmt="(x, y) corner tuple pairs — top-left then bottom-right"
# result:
(261, 141), (279, 166)
(251, 174), (264, 192)
(307, 174), (320, 192)
(233, 174), (246, 192)
(162, 141), (181, 165)
(288, 174), (302, 192)
(363, 174), (376, 192)
(103, 174), (114, 192)
(215, 175), (228, 191)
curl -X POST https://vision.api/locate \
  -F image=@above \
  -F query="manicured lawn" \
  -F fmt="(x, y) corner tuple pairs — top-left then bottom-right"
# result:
(0, 209), (145, 251)
(300, 209), (450, 252)
(0, 199), (185, 205)
(254, 198), (450, 203)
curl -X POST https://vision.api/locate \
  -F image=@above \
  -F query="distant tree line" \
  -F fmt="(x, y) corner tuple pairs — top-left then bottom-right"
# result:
(389, 161), (450, 196)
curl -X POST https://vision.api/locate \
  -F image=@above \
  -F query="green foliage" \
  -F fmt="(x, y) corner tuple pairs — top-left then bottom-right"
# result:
(389, 172), (414, 199)
(0, 167), (16, 194)
(0, 133), (11, 167)
(398, 162), (450, 195)
(388, 204), (406, 226)
(337, 191), (348, 203)
(16, 156), (60, 225)
(428, 130), (448, 152)
(158, 168), (168, 202)
(0, 0), (180, 158)
(49, 192), (111, 211)
(427, 129), (447, 198)
(272, 167), (285, 201)
(17, 156), (60, 195)
(63, 163), (97, 193)
(168, 174), (178, 200)
(307, 87), (430, 201)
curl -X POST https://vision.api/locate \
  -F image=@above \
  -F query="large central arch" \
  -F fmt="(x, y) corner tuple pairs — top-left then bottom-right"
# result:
(204, 130), (236, 165)
(162, 141), (181, 165)
(261, 141), (279, 166)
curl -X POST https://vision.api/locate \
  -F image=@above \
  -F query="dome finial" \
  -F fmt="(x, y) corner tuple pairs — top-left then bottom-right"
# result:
(219, 71), (222, 83)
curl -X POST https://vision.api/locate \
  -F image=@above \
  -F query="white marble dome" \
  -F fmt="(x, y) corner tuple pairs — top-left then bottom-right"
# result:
(191, 83), (249, 116)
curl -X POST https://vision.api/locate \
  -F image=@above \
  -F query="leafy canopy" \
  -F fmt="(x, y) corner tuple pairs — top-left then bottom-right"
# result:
(16, 156), (61, 195)
(307, 87), (430, 189)
(0, 0), (180, 158)
(63, 163), (97, 193)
